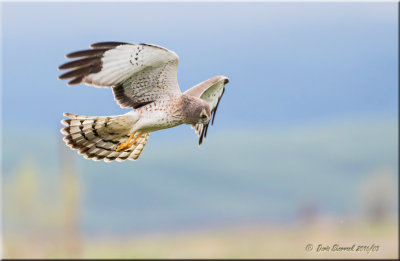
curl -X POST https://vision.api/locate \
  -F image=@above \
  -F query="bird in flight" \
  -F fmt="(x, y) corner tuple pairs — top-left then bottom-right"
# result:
(58, 42), (229, 162)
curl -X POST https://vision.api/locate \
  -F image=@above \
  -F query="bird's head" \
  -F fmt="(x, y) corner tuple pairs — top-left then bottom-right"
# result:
(181, 94), (211, 125)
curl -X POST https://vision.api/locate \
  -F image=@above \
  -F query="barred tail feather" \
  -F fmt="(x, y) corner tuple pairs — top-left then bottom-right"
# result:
(61, 113), (149, 162)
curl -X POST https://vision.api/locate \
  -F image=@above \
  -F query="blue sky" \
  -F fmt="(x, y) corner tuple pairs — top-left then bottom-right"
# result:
(2, 2), (398, 135)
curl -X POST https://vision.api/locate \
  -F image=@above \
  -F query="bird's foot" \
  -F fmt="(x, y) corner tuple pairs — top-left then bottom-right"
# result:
(116, 142), (130, 152)
(116, 131), (136, 152)
(116, 132), (142, 152)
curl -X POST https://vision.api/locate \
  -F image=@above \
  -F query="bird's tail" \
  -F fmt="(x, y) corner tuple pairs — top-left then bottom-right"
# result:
(61, 112), (149, 162)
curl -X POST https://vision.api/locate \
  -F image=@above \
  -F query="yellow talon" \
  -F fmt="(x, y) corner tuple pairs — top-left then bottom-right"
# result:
(116, 132), (136, 152)
(127, 135), (141, 148)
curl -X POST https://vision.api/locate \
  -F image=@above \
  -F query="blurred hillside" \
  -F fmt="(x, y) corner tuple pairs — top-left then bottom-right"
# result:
(2, 116), (398, 258)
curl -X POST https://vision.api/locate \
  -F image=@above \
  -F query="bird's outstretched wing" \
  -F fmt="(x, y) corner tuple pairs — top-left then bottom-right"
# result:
(59, 42), (182, 109)
(184, 75), (229, 145)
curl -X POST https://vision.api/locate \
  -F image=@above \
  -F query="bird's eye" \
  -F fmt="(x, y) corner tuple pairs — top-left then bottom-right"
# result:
(201, 114), (207, 119)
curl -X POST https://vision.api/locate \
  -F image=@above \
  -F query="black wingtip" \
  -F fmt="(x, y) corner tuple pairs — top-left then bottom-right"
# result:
(59, 57), (99, 70)
(66, 49), (108, 59)
(204, 123), (209, 138)
(90, 41), (128, 49)
(67, 76), (84, 85)
(198, 123), (209, 145)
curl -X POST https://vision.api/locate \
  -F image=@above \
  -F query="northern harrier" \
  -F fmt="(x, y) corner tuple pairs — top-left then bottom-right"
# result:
(58, 42), (229, 162)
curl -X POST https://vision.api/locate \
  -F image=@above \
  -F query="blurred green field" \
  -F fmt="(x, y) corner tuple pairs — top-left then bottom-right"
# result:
(2, 117), (398, 259)
(4, 221), (397, 259)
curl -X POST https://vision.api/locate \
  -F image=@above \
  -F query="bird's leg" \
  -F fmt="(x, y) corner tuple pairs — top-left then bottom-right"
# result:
(116, 131), (136, 152)
(127, 134), (142, 147)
